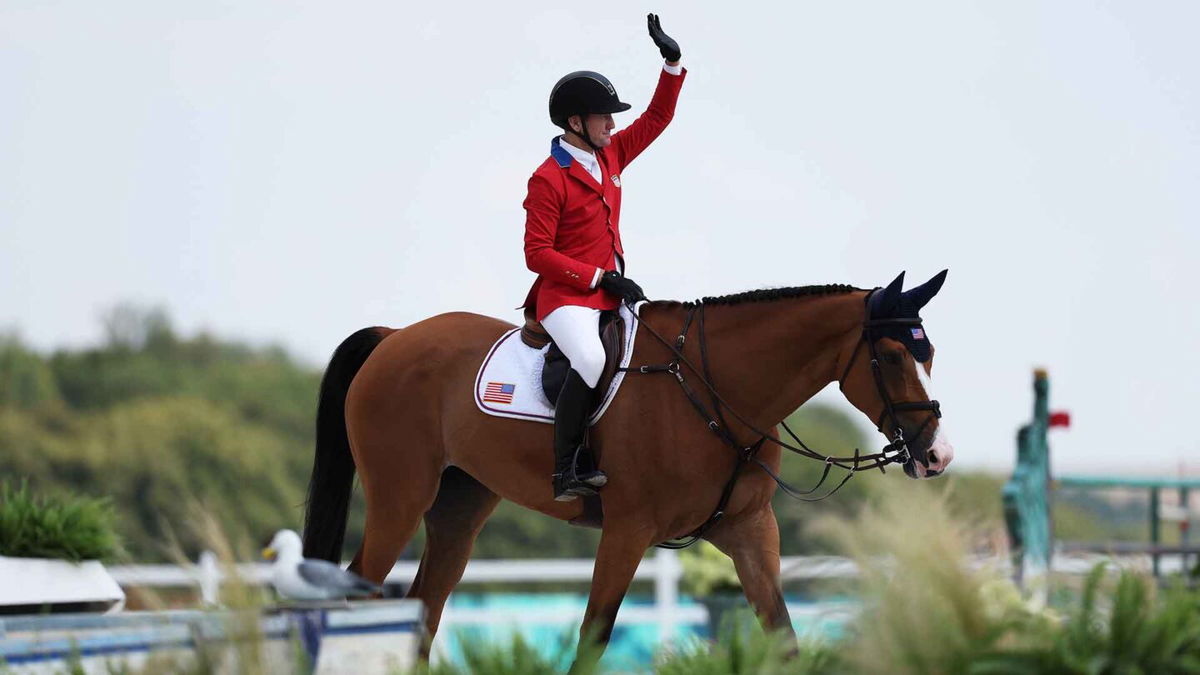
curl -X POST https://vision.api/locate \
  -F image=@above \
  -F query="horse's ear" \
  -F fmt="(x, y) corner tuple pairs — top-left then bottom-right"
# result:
(878, 271), (905, 312)
(904, 269), (948, 310)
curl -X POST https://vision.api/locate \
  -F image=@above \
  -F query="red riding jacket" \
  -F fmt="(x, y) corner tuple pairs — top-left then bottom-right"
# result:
(522, 67), (686, 321)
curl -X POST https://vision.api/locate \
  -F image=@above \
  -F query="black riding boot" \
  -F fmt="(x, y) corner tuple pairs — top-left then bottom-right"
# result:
(552, 369), (608, 502)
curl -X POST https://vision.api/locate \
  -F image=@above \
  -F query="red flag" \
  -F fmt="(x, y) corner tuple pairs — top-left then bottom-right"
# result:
(1049, 411), (1071, 428)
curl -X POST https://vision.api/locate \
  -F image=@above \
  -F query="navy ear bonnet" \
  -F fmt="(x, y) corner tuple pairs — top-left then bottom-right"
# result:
(868, 270), (948, 363)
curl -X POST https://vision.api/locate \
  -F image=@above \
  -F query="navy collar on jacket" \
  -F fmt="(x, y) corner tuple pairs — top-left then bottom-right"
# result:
(550, 137), (574, 168)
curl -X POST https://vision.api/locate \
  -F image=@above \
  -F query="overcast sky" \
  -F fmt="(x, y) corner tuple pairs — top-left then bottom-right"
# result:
(2, 1), (1197, 474)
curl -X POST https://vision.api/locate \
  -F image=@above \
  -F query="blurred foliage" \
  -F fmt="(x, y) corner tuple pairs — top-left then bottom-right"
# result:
(0, 306), (319, 560)
(816, 484), (1200, 675)
(821, 482), (1050, 674)
(0, 336), (62, 408)
(769, 403), (878, 555)
(988, 564), (1200, 673)
(653, 611), (833, 674)
(415, 628), (603, 675)
(678, 542), (740, 596)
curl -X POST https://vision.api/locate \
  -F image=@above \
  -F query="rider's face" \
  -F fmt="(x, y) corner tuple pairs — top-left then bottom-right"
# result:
(570, 113), (616, 148)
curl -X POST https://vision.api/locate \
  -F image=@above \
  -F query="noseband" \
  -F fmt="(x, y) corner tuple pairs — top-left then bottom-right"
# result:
(836, 289), (943, 468)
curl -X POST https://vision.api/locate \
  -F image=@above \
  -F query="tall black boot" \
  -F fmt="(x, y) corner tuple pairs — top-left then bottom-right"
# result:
(552, 369), (608, 502)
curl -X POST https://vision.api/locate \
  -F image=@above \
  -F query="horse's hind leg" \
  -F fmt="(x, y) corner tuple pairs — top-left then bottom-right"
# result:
(352, 442), (443, 585)
(407, 467), (501, 657)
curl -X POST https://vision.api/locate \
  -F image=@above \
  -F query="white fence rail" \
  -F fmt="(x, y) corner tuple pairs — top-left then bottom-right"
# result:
(110, 552), (868, 591)
(108, 551), (1167, 591)
(107, 549), (1168, 642)
(110, 550), (867, 640)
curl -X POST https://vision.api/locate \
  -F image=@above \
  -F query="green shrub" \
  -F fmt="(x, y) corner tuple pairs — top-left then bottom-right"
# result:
(0, 480), (120, 561)
(817, 482), (1200, 674)
(679, 541), (741, 596)
(979, 565), (1200, 673)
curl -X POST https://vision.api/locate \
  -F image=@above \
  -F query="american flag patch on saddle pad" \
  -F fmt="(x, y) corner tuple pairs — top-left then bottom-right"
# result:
(473, 303), (641, 425)
(483, 382), (515, 404)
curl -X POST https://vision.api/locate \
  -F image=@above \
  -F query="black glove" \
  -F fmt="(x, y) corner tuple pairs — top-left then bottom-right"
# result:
(647, 14), (681, 63)
(599, 271), (647, 304)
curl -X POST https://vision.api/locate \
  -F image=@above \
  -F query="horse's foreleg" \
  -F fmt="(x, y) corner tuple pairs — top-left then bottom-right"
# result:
(706, 506), (796, 638)
(573, 525), (654, 671)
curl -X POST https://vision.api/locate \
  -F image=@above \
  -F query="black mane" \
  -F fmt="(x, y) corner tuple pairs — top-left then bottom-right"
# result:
(653, 284), (864, 309)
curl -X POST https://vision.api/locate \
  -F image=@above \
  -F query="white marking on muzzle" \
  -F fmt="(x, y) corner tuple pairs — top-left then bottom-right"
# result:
(913, 362), (954, 475)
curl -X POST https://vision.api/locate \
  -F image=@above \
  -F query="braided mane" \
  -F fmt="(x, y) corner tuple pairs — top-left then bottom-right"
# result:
(653, 284), (863, 309)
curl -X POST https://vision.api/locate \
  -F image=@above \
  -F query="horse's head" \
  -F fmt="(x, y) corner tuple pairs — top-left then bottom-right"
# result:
(838, 270), (954, 479)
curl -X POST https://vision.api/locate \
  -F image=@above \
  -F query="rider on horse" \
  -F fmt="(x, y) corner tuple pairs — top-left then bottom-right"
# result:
(521, 15), (686, 502)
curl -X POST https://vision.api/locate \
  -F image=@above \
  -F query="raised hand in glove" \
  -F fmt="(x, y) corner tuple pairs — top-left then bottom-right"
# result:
(647, 14), (681, 63)
(599, 270), (647, 305)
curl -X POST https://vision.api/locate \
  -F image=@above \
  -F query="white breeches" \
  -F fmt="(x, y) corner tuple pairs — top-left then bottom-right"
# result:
(540, 305), (605, 389)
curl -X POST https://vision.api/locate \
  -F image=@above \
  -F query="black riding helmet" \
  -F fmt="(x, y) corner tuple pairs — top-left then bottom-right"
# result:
(549, 71), (631, 148)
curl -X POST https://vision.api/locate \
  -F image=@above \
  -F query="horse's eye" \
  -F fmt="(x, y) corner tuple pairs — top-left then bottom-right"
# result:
(883, 352), (902, 366)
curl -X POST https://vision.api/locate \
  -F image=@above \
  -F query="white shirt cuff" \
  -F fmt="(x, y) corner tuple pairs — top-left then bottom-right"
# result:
(663, 61), (683, 76)
(589, 267), (604, 289)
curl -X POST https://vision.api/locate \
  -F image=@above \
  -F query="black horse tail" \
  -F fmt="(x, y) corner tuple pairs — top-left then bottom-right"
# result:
(303, 326), (393, 562)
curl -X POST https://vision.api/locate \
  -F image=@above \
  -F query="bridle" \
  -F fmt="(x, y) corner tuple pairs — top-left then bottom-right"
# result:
(836, 291), (943, 472)
(621, 287), (943, 548)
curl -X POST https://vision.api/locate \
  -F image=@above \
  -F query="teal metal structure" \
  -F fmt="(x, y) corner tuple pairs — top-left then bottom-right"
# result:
(1055, 476), (1200, 576)
(1005, 371), (1199, 581)
(1002, 370), (1053, 584)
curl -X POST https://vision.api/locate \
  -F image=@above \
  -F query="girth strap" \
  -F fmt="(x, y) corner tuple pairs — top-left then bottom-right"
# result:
(656, 437), (766, 549)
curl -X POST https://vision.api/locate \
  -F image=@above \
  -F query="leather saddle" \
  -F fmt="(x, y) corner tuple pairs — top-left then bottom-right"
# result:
(521, 307), (626, 407)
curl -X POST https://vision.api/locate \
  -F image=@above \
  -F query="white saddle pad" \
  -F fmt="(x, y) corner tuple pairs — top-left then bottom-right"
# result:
(474, 303), (640, 425)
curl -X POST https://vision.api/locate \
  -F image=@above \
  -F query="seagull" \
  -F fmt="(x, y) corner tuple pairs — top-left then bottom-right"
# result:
(261, 529), (381, 600)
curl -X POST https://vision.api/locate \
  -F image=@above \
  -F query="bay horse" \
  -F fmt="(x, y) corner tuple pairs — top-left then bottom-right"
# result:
(302, 270), (954, 664)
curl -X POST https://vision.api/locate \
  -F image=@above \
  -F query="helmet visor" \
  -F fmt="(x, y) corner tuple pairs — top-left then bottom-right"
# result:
(589, 101), (632, 115)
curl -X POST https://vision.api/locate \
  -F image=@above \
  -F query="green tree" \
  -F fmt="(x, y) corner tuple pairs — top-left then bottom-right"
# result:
(1, 306), (320, 559)
(0, 335), (62, 409)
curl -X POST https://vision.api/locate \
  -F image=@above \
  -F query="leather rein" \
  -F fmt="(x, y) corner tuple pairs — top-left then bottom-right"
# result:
(619, 288), (942, 549)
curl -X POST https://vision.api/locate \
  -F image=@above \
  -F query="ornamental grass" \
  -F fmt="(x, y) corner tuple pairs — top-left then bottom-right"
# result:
(0, 479), (120, 561)
(815, 482), (1200, 675)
